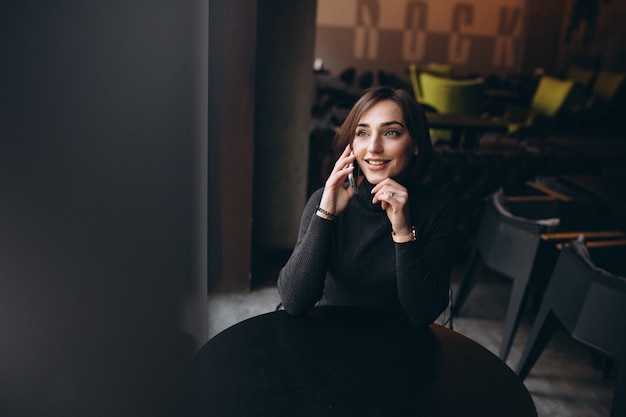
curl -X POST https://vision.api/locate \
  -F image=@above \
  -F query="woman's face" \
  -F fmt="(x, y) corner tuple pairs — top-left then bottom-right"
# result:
(351, 100), (417, 185)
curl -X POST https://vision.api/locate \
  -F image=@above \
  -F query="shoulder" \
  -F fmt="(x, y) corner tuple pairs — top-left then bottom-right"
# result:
(410, 184), (459, 224)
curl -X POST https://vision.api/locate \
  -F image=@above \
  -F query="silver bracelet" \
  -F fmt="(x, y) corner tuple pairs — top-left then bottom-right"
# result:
(316, 205), (338, 221)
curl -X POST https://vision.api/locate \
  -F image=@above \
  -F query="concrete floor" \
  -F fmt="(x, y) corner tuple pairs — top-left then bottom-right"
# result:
(207, 264), (616, 417)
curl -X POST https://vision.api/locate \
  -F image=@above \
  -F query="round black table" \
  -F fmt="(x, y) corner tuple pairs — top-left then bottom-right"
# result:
(189, 306), (537, 417)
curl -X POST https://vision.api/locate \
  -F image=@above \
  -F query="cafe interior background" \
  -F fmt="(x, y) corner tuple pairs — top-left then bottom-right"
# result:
(211, 0), (626, 292)
(2, 0), (625, 415)
(210, 3), (626, 416)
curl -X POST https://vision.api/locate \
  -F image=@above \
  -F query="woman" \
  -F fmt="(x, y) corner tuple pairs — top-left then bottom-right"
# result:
(278, 87), (458, 327)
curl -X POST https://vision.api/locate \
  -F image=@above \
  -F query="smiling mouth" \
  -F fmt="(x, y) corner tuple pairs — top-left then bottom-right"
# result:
(365, 159), (390, 166)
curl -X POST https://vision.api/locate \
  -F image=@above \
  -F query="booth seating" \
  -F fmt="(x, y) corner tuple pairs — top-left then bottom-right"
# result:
(516, 235), (626, 417)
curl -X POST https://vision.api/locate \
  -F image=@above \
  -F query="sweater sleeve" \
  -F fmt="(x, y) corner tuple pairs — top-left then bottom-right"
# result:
(395, 196), (458, 327)
(277, 191), (334, 315)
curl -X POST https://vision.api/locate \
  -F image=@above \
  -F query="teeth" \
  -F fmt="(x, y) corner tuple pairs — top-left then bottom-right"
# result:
(368, 160), (386, 166)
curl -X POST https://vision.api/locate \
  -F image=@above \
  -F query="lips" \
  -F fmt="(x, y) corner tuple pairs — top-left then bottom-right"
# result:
(365, 159), (390, 169)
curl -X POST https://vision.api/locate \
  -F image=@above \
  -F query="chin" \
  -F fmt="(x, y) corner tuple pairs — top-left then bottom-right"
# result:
(365, 172), (397, 185)
(364, 173), (387, 184)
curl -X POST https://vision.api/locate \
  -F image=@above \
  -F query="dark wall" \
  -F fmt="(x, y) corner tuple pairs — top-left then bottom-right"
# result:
(522, 0), (567, 75)
(0, 1), (207, 415)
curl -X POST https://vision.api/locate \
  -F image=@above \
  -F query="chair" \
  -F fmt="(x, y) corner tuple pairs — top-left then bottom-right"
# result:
(452, 188), (625, 361)
(563, 65), (596, 114)
(422, 62), (453, 78)
(417, 72), (485, 146)
(408, 64), (424, 102)
(418, 72), (484, 116)
(453, 189), (560, 361)
(408, 63), (455, 103)
(586, 70), (625, 110)
(565, 65), (596, 91)
(516, 235), (626, 417)
(499, 75), (575, 137)
(356, 71), (374, 90)
(567, 69), (626, 132)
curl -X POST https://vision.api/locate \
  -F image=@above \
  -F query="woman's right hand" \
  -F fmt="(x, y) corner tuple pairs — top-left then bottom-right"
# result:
(318, 145), (359, 217)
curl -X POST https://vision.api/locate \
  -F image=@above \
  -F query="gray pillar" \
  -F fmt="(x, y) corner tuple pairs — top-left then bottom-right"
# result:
(252, 0), (318, 283)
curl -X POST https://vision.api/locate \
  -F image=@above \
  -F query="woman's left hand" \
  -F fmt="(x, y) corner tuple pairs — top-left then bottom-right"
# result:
(371, 178), (412, 236)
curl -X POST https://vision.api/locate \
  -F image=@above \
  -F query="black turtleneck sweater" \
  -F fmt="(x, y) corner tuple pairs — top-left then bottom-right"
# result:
(277, 179), (458, 327)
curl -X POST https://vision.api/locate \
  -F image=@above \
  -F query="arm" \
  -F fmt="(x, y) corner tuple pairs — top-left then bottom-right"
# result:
(277, 191), (334, 315)
(279, 146), (360, 314)
(395, 199), (457, 327)
(371, 181), (457, 326)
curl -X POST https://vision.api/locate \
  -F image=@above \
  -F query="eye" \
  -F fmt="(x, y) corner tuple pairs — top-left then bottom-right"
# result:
(384, 129), (400, 137)
(355, 130), (369, 137)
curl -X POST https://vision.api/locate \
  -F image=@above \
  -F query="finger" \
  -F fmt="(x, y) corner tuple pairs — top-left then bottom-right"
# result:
(372, 186), (396, 202)
(384, 191), (397, 208)
(372, 188), (387, 204)
(333, 150), (356, 172)
(327, 166), (353, 188)
(373, 189), (394, 205)
(371, 178), (397, 194)
(340, 145), (355, 167)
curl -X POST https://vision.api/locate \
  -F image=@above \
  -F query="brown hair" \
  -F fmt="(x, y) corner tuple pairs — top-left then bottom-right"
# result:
(333, 87), (433, 182)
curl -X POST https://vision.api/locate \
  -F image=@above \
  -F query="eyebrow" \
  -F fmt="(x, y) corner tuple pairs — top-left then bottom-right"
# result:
(357, 120), (406, 128)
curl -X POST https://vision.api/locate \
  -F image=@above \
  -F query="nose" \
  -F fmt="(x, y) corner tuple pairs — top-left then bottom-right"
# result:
(366, 133), (383, 153)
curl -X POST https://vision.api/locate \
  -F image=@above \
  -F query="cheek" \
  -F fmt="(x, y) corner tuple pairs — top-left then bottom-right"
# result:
(391, 142), (414, 159)
(352, 141), (367, 156)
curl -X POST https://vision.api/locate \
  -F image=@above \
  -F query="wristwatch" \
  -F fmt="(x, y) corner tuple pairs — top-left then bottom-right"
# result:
(392, 225), (417, 243)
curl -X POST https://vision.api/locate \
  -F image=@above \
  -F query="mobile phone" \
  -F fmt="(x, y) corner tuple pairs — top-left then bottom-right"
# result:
(348, 150), (359, 195)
